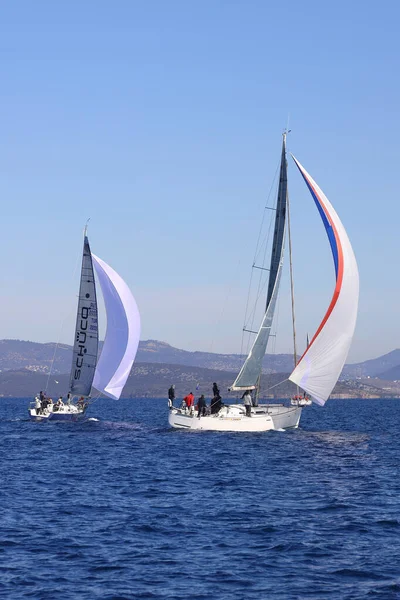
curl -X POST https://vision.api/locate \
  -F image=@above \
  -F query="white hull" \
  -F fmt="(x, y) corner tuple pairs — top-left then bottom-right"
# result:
(29, 403), (87, 422)
(169, 404), (302, 432)
(291, 398), (312, 407)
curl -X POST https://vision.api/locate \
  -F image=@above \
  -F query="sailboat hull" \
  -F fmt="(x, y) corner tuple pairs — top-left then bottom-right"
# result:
(168, 404), (301, 432)
(28, 404), (87, 422)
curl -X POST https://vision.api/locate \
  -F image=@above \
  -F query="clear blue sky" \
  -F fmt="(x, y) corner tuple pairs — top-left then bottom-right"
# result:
(0, 0), (398, 362)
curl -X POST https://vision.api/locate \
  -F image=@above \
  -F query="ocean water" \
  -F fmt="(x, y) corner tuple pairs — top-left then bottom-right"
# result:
(1, 398), (400, 600)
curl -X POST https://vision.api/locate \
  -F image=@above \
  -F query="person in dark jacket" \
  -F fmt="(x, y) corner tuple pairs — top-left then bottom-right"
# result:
(168, 384), (175, 408)
(210, 394), (222, 414)
(212, 382), (220, 398)
(197, 394), (206, 418)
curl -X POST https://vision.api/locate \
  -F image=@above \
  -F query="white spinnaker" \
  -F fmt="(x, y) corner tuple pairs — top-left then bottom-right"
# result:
(288, 158), (359, 405)
(92, 254), (140, 400)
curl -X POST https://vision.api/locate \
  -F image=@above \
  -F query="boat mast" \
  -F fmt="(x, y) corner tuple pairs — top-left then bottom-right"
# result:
(285, 135), (298, 377)
(231, 133), (288, 393)
(255, 132), (288, 401)
(69, 228), (99, 398)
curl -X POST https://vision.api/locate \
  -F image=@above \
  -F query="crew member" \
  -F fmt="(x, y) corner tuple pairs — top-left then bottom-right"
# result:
(34, 396), (41, 415)
(197, 394), (206, 418)
(168, 384), (175, 408)
(243, 390), (252, 417)
(183, 392), (195, 413)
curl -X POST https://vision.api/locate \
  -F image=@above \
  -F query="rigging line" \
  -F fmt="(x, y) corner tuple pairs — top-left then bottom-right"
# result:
(240, 263), (255, 358)
(253, 195), (276, 268)
(248, 217), (272, 339)
(287, 190), (298, 368)
(266, 376), (289, 391)
(87, 391), (102, 406)
(44, 244), (82, 394)
(240, 159), (280, 358)
(252, 161), (280, 265)
(243, 220), (274, 355)
(244, 269), (270, 336)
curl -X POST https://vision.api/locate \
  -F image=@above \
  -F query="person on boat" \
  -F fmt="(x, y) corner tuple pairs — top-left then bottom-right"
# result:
(212, 382), (220, 398)
(168, 384), (175, 408)
(210, 394), (222, 414)
(41, 396), (48, 414)
(243, 390), (252, 417)
(39, 390), (45, 403)
(183, 392), (195, 413)
(197, 394), (206, 418)
(77, 397), (85, 410)
(34, 396), (41, 415)
(67, 393), (72, 406)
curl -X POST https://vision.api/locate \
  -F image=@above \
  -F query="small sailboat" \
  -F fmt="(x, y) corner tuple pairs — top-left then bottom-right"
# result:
(29, 228), (140, 421)
(169, 133), (359, 432)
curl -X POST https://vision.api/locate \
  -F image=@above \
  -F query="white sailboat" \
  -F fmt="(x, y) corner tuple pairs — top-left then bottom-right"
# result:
(169, 134), (359, 432)
(29, 229), (140, 421)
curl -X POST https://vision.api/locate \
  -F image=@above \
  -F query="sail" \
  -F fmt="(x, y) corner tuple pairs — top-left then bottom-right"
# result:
(231, 136), (287, 391)
(288, 156), (359, 405)
(92, 254), (140, 400)
(69, 236), (99, 397)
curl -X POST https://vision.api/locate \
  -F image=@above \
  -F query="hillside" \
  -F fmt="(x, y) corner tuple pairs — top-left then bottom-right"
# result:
(341, 349), (400, 379)
(1, 339), (400, 387)
(0, 364), (398, 400)
(0, 339), (295, 375)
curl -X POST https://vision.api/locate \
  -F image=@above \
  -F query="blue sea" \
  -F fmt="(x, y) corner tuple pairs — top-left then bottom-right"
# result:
(1, 398), (400, 600)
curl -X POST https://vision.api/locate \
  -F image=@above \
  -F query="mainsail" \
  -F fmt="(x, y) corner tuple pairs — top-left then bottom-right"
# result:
(231, 135), (288, 391)
(92, 254), (141, 400)
(288, 156), (359, 405)
(69, 235), (99, 397)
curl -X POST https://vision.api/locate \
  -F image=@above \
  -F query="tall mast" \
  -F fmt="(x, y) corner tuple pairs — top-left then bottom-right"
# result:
(69, 231), (99, 397)
(230, 133), (288, 392)
(265, 133), (288, 310)
(287, 186), (298, 369)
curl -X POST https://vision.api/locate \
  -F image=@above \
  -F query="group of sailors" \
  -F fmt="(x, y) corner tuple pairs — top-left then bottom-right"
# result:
(34, 391), (86, 415)
(168, 382), (224, 418)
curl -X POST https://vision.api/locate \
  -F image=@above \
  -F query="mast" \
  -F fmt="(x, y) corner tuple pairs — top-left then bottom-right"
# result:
(286, 188), (298, 369)
(231, 133), (288, 391)
(266, 133), (288, 309)
(69, 232), (99, 397)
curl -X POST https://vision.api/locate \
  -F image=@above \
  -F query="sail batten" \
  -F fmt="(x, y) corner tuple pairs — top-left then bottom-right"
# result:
(231, 136), (287, 390)
(92, 254), (140, 400)
(288, 156), (359, 405)
(69, 236), (99, 397)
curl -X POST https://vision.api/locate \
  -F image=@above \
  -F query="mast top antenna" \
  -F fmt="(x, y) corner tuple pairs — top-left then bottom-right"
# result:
(84, 218), (91, 237)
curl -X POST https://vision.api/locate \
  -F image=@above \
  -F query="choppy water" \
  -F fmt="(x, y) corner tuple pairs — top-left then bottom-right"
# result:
(1, 398), (400, 599)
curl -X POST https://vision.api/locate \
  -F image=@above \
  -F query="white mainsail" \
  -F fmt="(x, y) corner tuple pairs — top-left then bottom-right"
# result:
(69, 236), (99, 397)
(288, 156), (359, 405)
(92, 254), (141, 400)
(231, 135), (288, 391)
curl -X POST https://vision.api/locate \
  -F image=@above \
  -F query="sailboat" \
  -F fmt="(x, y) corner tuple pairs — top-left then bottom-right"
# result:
(29, 228), (140, 421)
(169, 133), (359, 431)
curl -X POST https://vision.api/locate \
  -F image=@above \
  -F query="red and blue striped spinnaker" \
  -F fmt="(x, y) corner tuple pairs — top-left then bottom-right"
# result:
(289, 156), (359, 405)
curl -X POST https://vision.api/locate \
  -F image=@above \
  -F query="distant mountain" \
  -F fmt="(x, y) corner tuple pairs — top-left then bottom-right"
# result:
(0, 339), (72, 373)
(0, 339), (295, 375)
(341, 349), (400, 380)
(0, 339), (399, 384)
(136, 340), (295, 373)
(0, 364), (396, 399)
(374, 365), (400, 381)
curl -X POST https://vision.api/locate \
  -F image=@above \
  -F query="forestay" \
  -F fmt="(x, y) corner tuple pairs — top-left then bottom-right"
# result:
(69, 236), (99, 397)
(288, 156), (359, 405)
(92, 254), (141, 400)
(231, 136), (287, 391)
